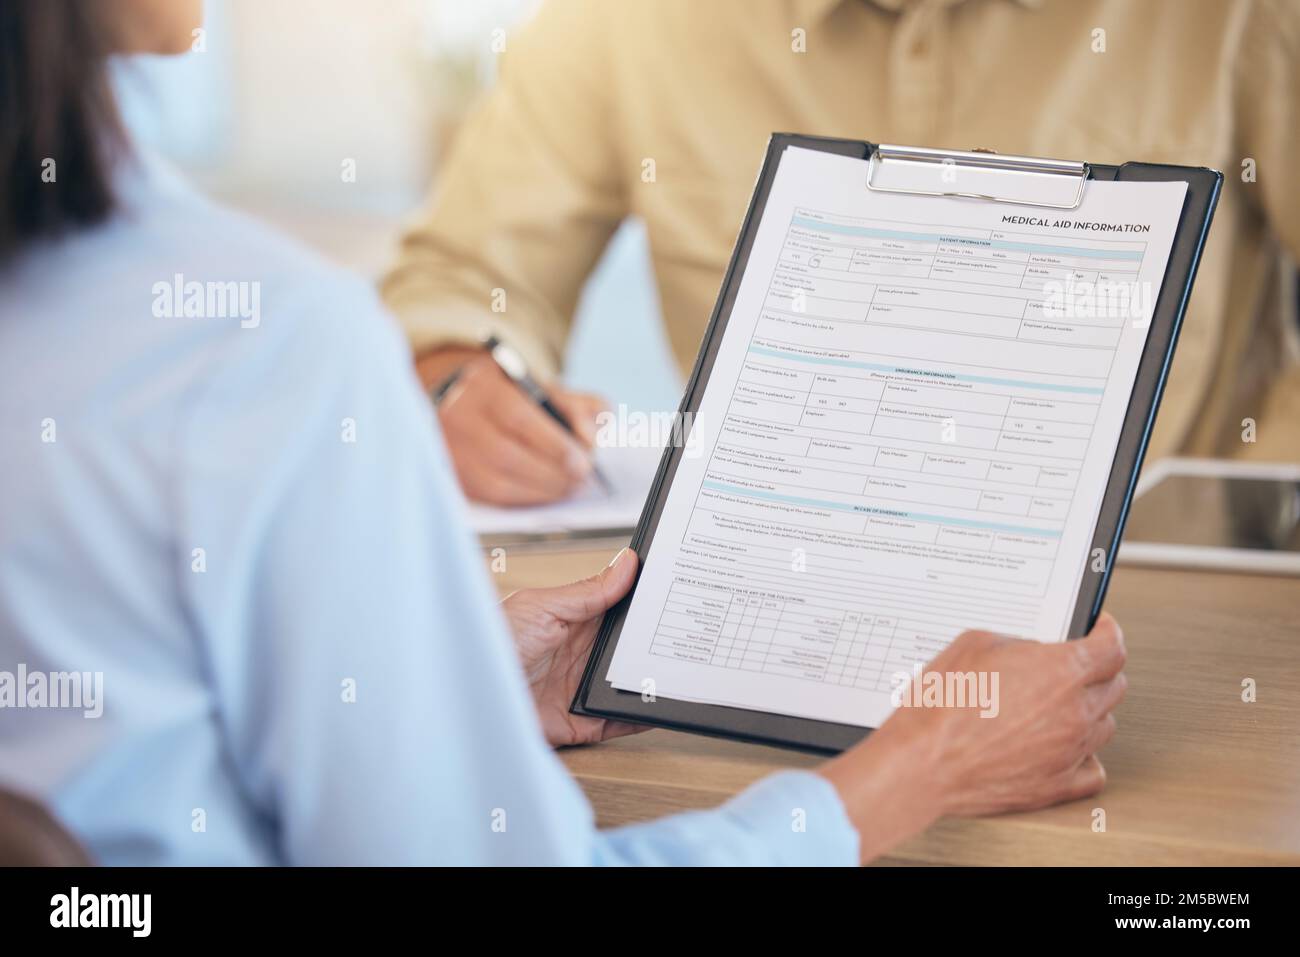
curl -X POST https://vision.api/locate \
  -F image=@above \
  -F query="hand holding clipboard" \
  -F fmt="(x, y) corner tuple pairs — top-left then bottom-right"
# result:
(574, 136), (1220, 753)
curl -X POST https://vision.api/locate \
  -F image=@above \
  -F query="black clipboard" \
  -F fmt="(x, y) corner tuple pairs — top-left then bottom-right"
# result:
(573, 134), (1221, 754)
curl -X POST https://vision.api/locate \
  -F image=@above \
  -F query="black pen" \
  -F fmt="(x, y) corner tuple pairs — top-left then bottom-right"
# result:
(481, 335), (613, 495)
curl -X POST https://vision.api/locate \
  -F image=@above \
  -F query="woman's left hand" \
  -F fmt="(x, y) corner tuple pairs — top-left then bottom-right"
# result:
(501, 547), (646, 747)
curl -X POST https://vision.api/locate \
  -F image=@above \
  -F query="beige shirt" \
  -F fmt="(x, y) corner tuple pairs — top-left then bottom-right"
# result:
(383, 0), (1300, 460)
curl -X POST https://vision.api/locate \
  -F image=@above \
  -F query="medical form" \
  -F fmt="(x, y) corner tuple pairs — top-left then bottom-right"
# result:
(604, 146), (1187, 729)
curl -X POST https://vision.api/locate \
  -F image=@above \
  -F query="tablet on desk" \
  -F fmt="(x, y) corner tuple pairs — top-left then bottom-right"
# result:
(1119, 458), (1300, 575)
(574, 135), (1222, 752)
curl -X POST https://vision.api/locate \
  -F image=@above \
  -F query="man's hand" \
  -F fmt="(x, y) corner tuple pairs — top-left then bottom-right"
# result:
(501, 547), (644, 747)
(819, 614), (1127, 864)
(419, 347), (608, 506)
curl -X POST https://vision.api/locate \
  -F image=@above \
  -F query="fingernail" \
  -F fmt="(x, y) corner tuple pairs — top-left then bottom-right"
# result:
(606, 546), (629, 569)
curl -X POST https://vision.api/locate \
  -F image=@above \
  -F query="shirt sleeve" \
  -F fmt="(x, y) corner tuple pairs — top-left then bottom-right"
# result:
(1228, 0), (1300, 462)
(176, 274), (857, 865)
(597, 770), (859, 867)
(380, 0), (626, 376)
(1233, 0), (1300, 260)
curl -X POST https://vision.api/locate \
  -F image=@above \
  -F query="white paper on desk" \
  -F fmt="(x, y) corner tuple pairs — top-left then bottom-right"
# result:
(606, 146), (1187, 729)
(465, 444), (664, 536)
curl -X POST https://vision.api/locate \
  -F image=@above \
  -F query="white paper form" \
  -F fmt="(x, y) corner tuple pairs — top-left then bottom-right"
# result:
(606, 147), (1187, 729)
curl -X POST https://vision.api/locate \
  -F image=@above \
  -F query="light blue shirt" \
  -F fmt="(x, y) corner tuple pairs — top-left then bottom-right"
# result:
(0, 155), (858, 865)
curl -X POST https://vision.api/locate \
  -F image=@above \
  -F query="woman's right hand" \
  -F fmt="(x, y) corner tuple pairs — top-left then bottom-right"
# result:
(818, 613), (1127, 864)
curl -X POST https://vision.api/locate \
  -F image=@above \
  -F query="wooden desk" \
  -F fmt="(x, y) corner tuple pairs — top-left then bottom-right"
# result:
(492, 545), (1300, 865)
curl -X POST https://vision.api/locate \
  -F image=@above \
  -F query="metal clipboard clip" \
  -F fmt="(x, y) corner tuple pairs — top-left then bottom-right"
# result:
(866, 144), (1090, 210)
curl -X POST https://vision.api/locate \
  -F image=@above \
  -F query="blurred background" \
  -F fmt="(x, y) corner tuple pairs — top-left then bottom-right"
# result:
(112, 0), (680, 414)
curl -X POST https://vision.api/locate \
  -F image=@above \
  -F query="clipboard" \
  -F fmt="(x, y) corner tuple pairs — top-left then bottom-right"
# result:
(572, 134), (1222, 754)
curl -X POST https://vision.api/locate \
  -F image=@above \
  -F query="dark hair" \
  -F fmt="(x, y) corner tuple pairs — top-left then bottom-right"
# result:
(0, 0), (125, 260)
